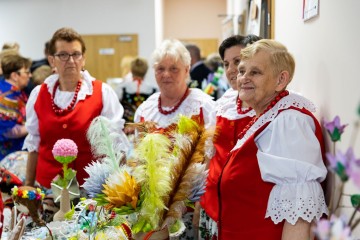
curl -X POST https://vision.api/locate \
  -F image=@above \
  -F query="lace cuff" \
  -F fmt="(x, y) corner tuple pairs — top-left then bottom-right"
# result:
(265, 181), (328, 225)
(22, 133), (40, 152)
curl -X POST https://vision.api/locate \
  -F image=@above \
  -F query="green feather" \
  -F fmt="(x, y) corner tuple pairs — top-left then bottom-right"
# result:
(132, 133), (173, 232)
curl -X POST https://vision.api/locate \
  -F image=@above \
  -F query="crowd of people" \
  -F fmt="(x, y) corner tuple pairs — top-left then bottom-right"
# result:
(0, 27), (328, 240)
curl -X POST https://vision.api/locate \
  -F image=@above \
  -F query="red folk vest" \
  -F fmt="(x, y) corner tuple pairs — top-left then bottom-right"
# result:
(34, 80), (103, 188)
(200, 115), (252, 221)
(217, 107), (324, 240)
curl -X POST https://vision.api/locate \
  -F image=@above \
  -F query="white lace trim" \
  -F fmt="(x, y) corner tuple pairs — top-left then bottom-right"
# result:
(44, 70), (95, 102)
(216, 88), (256, 120)
(136, 88), (215, 129)
(232, 92), (316, 152)
(265, 181), (328, 225)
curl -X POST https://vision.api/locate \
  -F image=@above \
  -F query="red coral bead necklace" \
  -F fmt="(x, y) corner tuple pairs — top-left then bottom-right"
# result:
(238, 90), (289, 139)
(51, 80), (82, 115)
(237, 96), (252, 114)
(158, 88), (189, 115)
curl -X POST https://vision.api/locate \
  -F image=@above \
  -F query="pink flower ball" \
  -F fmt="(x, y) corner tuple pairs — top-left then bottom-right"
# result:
(52, 139), (78, 164)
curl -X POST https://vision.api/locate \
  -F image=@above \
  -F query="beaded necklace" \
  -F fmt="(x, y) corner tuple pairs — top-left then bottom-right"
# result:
(238, 90), (289, 139)
(236, 96), (252, 114)
(158, 88), (189, 115)
(51, 80), (82, 115)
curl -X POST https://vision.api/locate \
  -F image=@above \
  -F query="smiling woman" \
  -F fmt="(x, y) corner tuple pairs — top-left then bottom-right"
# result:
(23, 27), (129, 191)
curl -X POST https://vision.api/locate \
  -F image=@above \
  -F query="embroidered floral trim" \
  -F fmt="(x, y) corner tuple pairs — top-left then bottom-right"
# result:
(266, 193), (328, 225)
(232, 92), (316, 151)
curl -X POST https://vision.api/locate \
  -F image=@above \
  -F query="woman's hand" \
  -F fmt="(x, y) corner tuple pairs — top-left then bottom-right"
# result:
(3, 124), (28, 138)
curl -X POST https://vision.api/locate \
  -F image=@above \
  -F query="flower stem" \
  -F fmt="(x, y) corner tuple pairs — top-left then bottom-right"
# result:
(348, 202), (360, 227)
(333, 182), (344, 214)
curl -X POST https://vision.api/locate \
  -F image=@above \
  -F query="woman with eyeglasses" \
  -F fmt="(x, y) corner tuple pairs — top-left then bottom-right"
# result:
(0, 54), (32, 159)
(23, 27), (128, 190)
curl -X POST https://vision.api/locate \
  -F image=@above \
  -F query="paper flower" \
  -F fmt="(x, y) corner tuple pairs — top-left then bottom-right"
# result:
(100, 168), (140, 210)
(52, 139), (78, 188)
(324, 116), (348, 142)
(313, 215), (352, 240)
(327, 148), (360, 182)
(52, 138), (78, 164)
(82, 161), (112, 198)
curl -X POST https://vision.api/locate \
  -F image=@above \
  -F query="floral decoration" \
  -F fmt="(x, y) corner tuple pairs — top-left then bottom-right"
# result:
(11, 185), (45, 200)
(52, 138), (78, 188)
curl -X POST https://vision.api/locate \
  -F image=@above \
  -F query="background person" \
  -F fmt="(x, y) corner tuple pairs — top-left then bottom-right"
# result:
(211, 39), (328, 239)
(0, 54), (31, 159)
(23, 27), (128, 189)
(186, 43), (212, 89)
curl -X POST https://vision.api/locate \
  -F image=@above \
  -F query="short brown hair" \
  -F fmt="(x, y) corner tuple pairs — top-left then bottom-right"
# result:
(1, 54), (32, 79)
(131, 57), (148, 78)
(48, 27), (86, 55)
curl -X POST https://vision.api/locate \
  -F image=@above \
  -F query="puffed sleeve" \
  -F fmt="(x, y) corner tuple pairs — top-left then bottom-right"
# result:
(255, 109), (328, 225)
(23, 85), (41, 152)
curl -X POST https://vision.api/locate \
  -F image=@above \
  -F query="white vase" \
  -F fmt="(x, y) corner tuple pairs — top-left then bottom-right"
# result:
(53, 188), (71, 222)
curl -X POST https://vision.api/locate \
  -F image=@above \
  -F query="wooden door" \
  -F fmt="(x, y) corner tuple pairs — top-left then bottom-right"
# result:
(180, 38), (219, 59)
(81, 34), (138, 82)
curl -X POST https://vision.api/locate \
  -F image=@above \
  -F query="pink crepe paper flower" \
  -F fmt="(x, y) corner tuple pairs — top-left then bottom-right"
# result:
(52, 138), (78, 164)
(323, 116), (348, 142)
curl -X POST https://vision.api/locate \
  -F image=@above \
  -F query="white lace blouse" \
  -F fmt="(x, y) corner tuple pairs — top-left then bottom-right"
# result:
(134, 88), (216, 129)
(23, 71), (126, 152)
(232, 92), (328, 225)
(215, 88), (256, 119)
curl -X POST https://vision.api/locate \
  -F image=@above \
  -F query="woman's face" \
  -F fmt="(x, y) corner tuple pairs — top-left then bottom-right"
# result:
(48, 40), (85, 79)
(237, 50), (283, 113)
(15, 67), (31, 90)
(154, 56), (189, 95)
(223, 45), (242, 90)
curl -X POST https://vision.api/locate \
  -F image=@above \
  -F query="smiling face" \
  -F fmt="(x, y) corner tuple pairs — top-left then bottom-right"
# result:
(223, 45), (243, 90)
(154, 56), (189, 97)
(48, 40), (85, 80)
(237, 50), (288, 114)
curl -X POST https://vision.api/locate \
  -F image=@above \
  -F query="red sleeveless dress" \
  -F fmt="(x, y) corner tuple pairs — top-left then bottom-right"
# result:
(34, 80), (103, 188)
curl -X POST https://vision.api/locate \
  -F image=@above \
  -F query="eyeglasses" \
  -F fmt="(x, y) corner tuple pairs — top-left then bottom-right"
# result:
(17, 70), (31, 76)
(54, 52), (83, 61)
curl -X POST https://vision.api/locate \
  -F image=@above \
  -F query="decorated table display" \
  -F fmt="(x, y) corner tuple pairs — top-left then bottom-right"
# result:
(2, 114), (211, 239)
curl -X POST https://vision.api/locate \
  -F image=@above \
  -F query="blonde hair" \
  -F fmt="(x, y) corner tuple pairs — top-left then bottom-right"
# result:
(240, 39), (295, 81)
(120, 55), (135, 77)
(2, 42), (20, 51)
(32, 65), (53, 85)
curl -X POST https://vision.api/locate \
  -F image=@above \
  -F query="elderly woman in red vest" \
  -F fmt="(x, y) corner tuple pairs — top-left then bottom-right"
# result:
(23, 28), (127, 189)
(203, 39), (328, 240)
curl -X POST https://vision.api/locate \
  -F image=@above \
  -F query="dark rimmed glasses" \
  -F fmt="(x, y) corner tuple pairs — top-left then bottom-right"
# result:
(54, 52), (83, 61)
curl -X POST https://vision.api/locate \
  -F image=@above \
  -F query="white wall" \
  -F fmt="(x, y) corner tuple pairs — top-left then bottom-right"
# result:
(0, 0), (156, 61)
(275, 0), (360, 234)
(274, 0), (360, 153)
